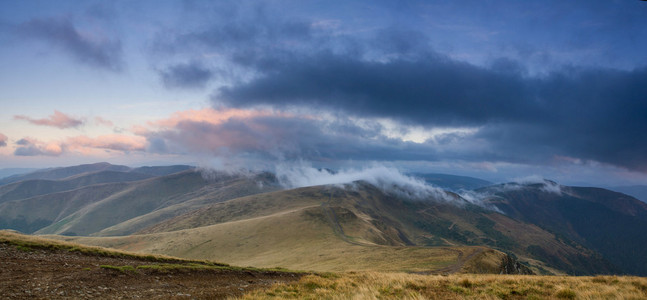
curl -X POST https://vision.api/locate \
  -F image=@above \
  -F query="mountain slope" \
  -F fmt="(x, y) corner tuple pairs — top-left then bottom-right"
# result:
(60, 182), (608, 275)
(130, 165), (194, 176)
(2, 163), (645, 275)
(56, 185), (510, 273)
(0, 168), (36, 180)
(481, 182), (647, 275)
(609, 185), (647, 203)
(0, 171), (154, 204)
(0, 230), (303, 299)
(415, 173), (492, 191)
(0, 170), (280, 236)
(0, 162), (131, 185)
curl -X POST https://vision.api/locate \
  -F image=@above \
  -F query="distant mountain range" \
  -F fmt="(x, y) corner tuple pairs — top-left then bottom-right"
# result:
(414, 173), (492, 191)
(1, 162), (646, 276)
(0, 168), (37, 180)
(608, 185), (647, 203)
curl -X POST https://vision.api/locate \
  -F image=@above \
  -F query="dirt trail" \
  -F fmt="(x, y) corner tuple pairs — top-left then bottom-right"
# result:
(0, 243), (303, 299)
(321, 191), (367, 247)
(420, 247), (487, 275)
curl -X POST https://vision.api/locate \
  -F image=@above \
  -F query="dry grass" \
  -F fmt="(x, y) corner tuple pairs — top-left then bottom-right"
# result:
(238, 272), (647, 299)
(53, 207), (484, 273)
(0, 230), (226, 265)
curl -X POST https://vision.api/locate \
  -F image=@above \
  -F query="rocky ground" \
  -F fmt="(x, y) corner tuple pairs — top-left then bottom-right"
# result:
(0, 243), (303, 299)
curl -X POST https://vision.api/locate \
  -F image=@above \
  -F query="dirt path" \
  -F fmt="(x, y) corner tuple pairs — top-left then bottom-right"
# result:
(421, 247), (487, 275)
(0, 243), (303, 299)
(321, 191), (367, 247)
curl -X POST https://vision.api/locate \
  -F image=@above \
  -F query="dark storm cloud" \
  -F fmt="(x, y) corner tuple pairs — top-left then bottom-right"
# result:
(150, 2), (318, 90)
(214, 51), (647, 172)
(159, 62), (214, 89)
(151, 1), (647, 172)
(217, 53), (531, 126)
(152, 2), (315, 59)
(146, 112), (442, 163)
(17, 17), (123, 71)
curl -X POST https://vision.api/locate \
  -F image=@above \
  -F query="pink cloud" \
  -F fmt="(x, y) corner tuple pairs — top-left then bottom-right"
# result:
(14, 110), (84, 129)
(141, 108), (322, 158)
(149, 108), (282, 128)
(14, 137), (63, 156)
(13, 134), (147, 157)
(0, 133), (7, 147)
(67, 134), (146, 153)
(94, 116), (114, 127)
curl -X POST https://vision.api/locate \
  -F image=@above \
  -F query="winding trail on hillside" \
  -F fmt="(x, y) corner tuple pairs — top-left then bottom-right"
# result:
(321, 189), (487, 274)
(320, 190), (368, 246)
(420, 247), (487, 275)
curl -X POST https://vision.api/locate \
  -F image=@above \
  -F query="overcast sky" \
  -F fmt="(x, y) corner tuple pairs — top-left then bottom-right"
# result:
(1, 0), (646, 186)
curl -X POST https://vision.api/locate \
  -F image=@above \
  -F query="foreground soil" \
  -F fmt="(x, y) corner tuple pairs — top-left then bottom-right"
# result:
(0, 243), (303, 299)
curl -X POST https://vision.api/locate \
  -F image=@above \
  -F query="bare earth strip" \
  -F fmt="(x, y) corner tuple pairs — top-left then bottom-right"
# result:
(0, 243), (302, 299)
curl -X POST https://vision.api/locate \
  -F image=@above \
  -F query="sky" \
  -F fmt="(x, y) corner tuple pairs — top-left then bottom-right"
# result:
(1, 0), (646, 186)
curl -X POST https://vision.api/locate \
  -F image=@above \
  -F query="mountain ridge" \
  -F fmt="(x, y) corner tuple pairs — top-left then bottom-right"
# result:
(1, 163), (646, 275)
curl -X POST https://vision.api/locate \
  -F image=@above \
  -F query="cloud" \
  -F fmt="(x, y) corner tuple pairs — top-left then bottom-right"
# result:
(94, 116), (114, 127)
(0, 133), (7, 147)
(159, 61), (214, 89)
(14, 138), (63, 156)
(12, 134), (146, 157)
(275, 162), (453, 201)
(66, 134), (146, 153)
(14, 110), (84, 129)
(135, 108), (494, 172)
(212, 49), (647, 172)
(139, 108), (392, 160)
(154, 3), (314, 57)
(147, 1), (647, 173)
(215, 53), (530, 126)
(509, 175), (562, 194)
(16, 16), (123, 71)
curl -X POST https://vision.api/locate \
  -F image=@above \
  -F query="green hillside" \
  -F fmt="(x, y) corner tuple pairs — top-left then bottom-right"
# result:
(2, 163), (646, 276)
(0, 170), (280, 236)
(54, 182), (597, 275)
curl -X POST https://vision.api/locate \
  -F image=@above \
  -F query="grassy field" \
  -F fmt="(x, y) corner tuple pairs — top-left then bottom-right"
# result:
(239, 272), (647, 299)
(0, 229), (222, 265)
(51, 204), (501, 273)
(4, 229), (647, 299)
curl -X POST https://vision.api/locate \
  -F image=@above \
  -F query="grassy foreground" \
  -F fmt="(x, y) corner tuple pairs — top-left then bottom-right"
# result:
(4, 230), (647, 299)
(0, 229), (231, 266)
(239, 272), (647, 299)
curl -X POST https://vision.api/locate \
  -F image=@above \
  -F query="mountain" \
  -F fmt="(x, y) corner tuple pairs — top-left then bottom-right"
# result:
(0, 171), (154, 204)
(0, 162), (194, 186)
(51, 180), (608, 275)
(0, 168), (36, 180)
(0, 170), (280, 236)
(0, 162), (130, 185)
(130, 165), (194, 176)
(609, 185), (647, 203)
(2, 163), (647, 276)
(479, 182), (647, 275)
(59, 179), (645, 275)
(54, 184), (517, 274)
(414, 173), (492, 191)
